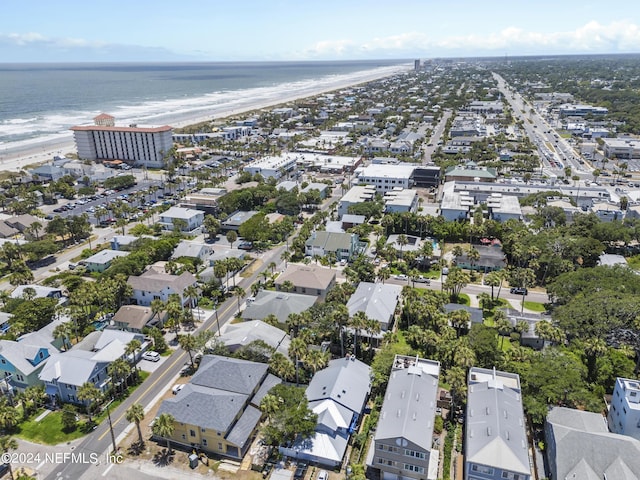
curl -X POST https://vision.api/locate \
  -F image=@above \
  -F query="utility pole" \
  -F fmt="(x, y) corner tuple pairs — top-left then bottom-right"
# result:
(104, 399), (117, 455)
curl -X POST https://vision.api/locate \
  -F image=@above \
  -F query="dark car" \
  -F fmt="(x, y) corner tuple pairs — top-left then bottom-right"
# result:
(510, 287), (528, 295)
(294, 463), (308, 480)
(238, 241), (253, 251)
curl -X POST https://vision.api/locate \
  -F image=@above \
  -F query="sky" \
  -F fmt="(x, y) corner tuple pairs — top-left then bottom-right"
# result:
(1, 0), (640, 62)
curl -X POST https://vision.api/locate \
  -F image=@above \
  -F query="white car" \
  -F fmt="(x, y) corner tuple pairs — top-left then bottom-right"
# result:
(317, 471), (329, 480)
(142, 351), (160, 362)
(172, 384), (185, 395)
(394, 274), (408, 281)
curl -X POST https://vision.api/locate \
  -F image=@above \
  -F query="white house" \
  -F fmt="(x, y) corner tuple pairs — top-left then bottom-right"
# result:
(158, 207), (205, 233)
(357, 164), (416, 192)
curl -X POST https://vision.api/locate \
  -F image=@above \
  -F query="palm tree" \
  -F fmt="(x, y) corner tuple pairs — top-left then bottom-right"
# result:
(349, 311), (369, 358)
(303, 349), (330, 375)
(269, 352), (295, 381)
(52, 321), (73, 351)
(453, 343), (476, 369)
(0, 436), (17, 480)
(178, 334), (198, 366)
(152, 412), (175, 455)
(77, 382), (102, 423)
(0, 399), (20, 431)
(446, 366), (467, 422)
(467, 246), (480, 272)
(377, 266), (391, 284)
(233, 286), (246, 315)
(126, 403), (146, 447)
(280, 280), (294, 293)
(108, 358), (131, 398)
(332, 304), (350, 357)
(281, 250), (291, 268)
(150, 298), (166, 325)
(495, 316), (512, 349)
(288, 337), (308, 386)
(268, 261), (277, 275)
(259, 393), (280, 417)
(396, 234), (408, 259)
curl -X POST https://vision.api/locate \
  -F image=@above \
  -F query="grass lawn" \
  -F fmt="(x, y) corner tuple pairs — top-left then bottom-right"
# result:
(523, 301), (546, 312)
(17, 371), (151, 445)
(499, 337), (512, 352)
(16, 410), (88, 445)
(451, 294), (470, 306)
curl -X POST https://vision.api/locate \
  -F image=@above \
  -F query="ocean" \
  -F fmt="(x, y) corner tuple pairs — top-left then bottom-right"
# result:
(0, 60), (408, 152)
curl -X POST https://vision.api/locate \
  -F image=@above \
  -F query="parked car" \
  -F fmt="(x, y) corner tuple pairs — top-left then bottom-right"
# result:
(172, 384), (185, 395)
(394, 274), (408, 281)
(413, 276), (431, 284)
(317, 470), (329, 480)
(510, 287), (528, 295)
(294, 463), (308, 480)
(238, 241), (254, 251)
(142, 351), (160, 362)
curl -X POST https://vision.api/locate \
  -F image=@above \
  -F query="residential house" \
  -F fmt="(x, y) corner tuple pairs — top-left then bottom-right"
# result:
(546, 406), (640, 480)
(0, 340), (54, 393)
(221, 211), (258, 232)
(465, 367), (531, 480)
(455, 245), (506, 272)
(241, 290), (317, 324)
(305, 231), (360, 261)
(216, 320), (291, 356)
(274, 265), (336, 298)
(155, 355), (281, 459)
(346, 282), (402, 334)
(81, 249), (129, 273)
(39, 329), (144, 405)
(128, 267), (198, 307)
(608, 377), (640, 441)
(170, 240), (214, 263)
(504, 309), (545, 350)
(0, 312), (11, 334)
(5, 215), (48, 239)
(11, 285), (64, 301)
(158, 207), (205, 233)
(341, 214), (366, 230)
(372, 355), (441, 480)
(444, 304), (483, 327)
(111, 305), (167, 334)
(280, 356), (371, 468)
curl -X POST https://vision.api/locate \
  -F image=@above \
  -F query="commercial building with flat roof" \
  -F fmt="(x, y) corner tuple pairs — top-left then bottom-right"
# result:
(384, 188), (419, 214)
(357, 164), (416, 193)
(337, 185), (377, 218)
(243, 155), (296, 180)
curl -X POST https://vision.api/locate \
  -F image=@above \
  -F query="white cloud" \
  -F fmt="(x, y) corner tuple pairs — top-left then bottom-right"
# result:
(301, 20), (640, 58)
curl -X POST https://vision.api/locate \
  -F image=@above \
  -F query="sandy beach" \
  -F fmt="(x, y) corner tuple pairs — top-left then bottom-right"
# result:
(0, 65), (409, 173)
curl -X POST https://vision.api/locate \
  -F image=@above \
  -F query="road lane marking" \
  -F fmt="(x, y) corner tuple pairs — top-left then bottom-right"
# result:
(102, 464), (114, 477)
(97, 300), (235, 441)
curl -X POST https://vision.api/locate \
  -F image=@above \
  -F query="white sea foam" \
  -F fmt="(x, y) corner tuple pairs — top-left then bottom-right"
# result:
(0, 63), (409, 163)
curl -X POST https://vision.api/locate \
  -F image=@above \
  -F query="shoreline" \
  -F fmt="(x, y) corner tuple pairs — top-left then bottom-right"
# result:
(0, 65), (409, 173)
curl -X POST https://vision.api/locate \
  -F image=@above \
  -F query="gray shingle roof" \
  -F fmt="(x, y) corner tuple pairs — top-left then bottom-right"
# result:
(226, 405), (262, 448)
(251, 374), (282, 407)
(191, 355), (268, 395)
(127, 268), (197, 293)
(374, 356), (440, 448)
(159, 384), (247, 432)
(241, 290), (317, 323)
(466, 368), (530, 476)
(546, 407), (640, 480)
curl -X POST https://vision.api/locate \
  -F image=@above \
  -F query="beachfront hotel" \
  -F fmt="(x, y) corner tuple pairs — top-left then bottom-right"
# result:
(71, 113), (173, 168)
